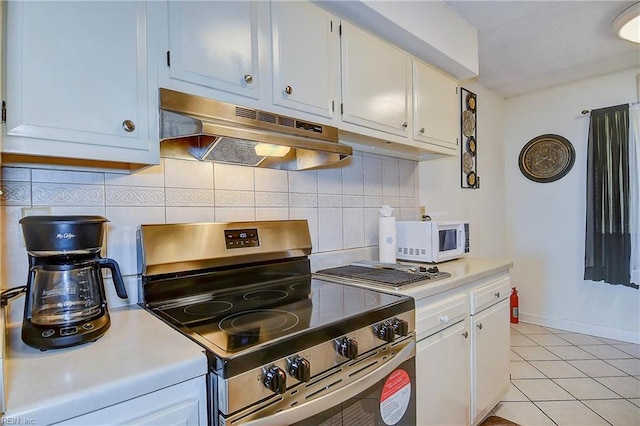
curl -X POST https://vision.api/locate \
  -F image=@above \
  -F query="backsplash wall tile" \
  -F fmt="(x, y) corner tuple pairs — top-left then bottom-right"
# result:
(1, 150), (419, 301)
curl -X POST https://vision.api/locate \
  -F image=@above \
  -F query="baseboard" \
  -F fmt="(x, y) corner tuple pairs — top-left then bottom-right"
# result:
(520, 312), (639, 344)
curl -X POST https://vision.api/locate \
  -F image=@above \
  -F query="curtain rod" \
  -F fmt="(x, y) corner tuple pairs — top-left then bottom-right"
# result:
(581, 101), (640, 115)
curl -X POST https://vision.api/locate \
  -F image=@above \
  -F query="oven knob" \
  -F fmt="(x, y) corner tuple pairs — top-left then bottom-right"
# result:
(263, 366), (287, 394)
(393, 318), (410, 336)
(375, 323), (395, 343)
(289, 356), (311, 382)
(337, 337), (358, 360)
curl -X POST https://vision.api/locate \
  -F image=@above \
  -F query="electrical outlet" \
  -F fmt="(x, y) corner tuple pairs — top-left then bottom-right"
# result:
(21, 207), (52, 217)
(419, 205), (426, 217)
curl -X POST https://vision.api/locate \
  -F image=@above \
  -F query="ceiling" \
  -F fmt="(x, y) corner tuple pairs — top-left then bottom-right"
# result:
(443, 1), (640, 98)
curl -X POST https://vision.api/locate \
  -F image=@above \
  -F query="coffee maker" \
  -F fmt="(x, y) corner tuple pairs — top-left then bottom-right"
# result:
(19, 215), (128, 350)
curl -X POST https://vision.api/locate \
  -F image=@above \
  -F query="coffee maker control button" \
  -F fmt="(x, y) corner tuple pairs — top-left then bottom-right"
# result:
(82, 323), (95, 330)
(42, 329), (55, 338)
(60, 326), (78, 336)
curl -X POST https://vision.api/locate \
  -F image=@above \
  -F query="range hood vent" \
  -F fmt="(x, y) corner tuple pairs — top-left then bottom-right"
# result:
(159, 89), (351, 170)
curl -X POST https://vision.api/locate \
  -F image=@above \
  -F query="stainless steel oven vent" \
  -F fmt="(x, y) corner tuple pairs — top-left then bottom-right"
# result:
(159, 89), (351, 171)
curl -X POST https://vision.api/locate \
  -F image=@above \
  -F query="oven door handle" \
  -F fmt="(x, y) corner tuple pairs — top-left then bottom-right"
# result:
(244, 340), (415, 426)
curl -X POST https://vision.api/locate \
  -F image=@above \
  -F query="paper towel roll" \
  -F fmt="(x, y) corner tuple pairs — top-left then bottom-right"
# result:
(378, 216), (397, 263)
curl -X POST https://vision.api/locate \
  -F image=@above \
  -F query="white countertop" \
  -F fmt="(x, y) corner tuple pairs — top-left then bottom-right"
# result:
(316, 257), (513, 300)
(2, 305), (207, 424)
(400, 257), (513, 299)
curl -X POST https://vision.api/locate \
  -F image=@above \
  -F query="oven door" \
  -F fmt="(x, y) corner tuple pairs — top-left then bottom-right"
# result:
(243, 341), (416, 426)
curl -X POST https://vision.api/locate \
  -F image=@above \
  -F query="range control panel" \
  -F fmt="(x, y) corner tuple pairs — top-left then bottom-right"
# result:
(225, 228), (259, 249)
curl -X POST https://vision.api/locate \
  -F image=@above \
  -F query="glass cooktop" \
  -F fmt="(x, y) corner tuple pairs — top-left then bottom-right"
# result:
(153, 277), (412, 357)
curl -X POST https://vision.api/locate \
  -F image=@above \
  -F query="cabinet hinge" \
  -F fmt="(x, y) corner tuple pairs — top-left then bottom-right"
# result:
(456, 87), (459, 95)
(339, 24), (342, 36)
(340, 103), (344, 115)
(166, 51), (171, 67)
(330, 20), (333, 33)
(332, 101), (335, 112)
(1, 101), (6, 123)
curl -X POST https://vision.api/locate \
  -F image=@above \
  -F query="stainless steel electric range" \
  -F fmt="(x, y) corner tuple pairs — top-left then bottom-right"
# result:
(138, 220), (416, 426)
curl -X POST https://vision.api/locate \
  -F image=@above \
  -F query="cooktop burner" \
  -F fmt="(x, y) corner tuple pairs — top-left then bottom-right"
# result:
(184, 301), (234, 317)
(220, 309), (300, 335)
(243, 289), (288, 301)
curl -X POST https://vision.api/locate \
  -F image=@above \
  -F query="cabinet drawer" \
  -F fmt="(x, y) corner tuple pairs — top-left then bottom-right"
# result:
(417, 292), (468, 339)
(470, 276), (511, 314)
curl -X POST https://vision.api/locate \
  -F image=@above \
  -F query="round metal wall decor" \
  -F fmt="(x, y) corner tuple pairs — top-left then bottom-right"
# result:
(518, 134), (575, 183)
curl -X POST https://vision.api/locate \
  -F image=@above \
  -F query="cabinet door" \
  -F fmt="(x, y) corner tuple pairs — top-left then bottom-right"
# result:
(413, 60), (458, 151)
(471, 299), (511, 423)
(271, 1), (339, 120)
(417, 320), (470, 426)
(4, 1), (154, 164)
(340, 22), (410, 137)
(167, 1), (260, 100)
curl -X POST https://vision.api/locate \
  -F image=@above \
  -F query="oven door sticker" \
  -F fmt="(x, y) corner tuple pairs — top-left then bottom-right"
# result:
(380, 368), (411, 425)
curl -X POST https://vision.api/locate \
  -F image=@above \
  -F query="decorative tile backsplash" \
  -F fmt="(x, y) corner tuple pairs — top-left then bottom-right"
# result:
(1, 151), (418, 302)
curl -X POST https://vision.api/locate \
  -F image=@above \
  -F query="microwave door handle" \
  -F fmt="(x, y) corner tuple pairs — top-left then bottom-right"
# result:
(243, 340), (415, 426)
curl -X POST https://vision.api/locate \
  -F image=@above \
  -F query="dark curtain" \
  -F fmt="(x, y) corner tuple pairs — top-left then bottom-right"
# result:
(584, 103), (637, 288)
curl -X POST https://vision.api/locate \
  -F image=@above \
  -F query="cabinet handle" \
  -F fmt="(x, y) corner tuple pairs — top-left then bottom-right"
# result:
(419, 127), (425, 134)
(439, 315), (450, 324)
(122, 120), (135, 132)
(402, 121), (408, 129)
(285, 85), (293, 95)
(494, 291), (501, 298)
(244, 74), (254, 84)
(462, 331), (468, 338)
(477, 323), (483, 330)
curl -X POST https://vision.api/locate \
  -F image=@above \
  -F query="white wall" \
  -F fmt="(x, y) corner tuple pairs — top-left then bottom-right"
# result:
(419, 80), (507, 259)
(504, 68), (640, 343)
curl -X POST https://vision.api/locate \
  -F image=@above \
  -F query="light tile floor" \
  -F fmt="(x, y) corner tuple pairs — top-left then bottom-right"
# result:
(491, 322), (640, 426)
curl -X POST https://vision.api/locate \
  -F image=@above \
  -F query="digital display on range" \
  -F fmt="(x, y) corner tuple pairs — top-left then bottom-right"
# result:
(225, 228), (259, 249)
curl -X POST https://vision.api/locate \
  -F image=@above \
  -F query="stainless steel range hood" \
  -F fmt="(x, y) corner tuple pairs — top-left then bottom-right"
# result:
(159, 88), (351, 170)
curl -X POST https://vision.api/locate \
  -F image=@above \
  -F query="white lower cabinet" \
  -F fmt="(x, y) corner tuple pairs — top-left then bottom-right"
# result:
(53, 376), (207, 425)
(415, 272), (511, 426)
(417, 319), (470, 426)
(470, 299), (511, 424)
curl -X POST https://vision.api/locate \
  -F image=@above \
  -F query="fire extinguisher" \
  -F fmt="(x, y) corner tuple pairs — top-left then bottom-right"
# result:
(510, 287), (519, 324)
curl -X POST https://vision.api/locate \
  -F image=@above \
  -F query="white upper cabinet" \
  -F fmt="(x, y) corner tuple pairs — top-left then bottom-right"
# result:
(413, 60), (459, 152)
(166, 1), (262, 101)
(340, 22), (411, 138)
(270, 1), (339, 120)
(3, 1), (157, 167)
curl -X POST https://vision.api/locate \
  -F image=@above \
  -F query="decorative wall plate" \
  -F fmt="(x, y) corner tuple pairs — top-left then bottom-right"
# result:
(462, 152), (474, 173)
(466, 92), (477, 113)
(467, 136), (476, 156)
(466, 171), (477, 187)
(518, 134), (575, 183)
(462, 110), (475, 137)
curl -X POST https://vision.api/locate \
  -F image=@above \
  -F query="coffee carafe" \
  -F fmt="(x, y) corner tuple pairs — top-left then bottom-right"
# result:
(19, 215), (127, 350)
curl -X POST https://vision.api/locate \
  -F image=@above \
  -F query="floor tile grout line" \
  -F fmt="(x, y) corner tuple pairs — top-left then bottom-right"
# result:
(506, 324), (640, 425)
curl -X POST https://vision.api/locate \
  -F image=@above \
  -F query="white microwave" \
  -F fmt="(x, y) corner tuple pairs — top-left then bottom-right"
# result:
(396, 221), (469, 263)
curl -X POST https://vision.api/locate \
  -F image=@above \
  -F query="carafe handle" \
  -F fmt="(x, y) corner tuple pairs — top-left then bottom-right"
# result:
(98, 258), (128, 299)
